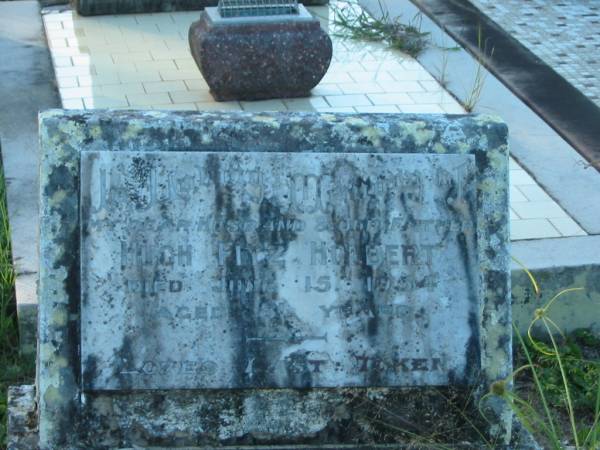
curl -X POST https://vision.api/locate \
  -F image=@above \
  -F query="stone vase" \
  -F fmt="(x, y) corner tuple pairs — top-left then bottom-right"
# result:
(188, 6), (333, 101)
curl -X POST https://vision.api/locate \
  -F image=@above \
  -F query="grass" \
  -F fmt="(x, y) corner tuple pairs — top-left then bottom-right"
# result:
(463, 26), (494, 112)
(331, 1), (492, 113)
(435, 48), (450, 89)
(341, 384), (499, 448)
(483, 263), (600, 449)
(515, 328), (600, 448)
(346, 260), (599, 448)
(331, 0), (430, 57)
(0, 167), (34, 449)
(364, 257), (600, 448)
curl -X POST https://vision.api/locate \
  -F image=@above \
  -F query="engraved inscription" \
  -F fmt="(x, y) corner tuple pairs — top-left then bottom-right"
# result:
(80, 151), (480, 390)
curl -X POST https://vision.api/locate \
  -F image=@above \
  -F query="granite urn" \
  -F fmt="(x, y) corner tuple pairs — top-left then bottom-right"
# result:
(188, 5), (333, 101)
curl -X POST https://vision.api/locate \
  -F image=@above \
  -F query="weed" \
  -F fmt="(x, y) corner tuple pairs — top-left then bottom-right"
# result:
(431, 39), (460, 90)
(436, 48), (450, 89)
(464, 26), (494, 112)
(0, 165), (34, 448)
(483, 262), (600, 449)
(332, 0), (430, 57)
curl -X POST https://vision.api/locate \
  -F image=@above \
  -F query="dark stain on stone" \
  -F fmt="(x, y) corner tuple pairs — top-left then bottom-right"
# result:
(44, 164), (82, 447)
(224, 233), (260, 386)
(496, 333), (510, 352)
(487, 270), (509, 311)
(64, 113), (88, 127)
(112, 334), (137, 390)
(399, 134), (418, 154)
(82, 354), (99, 389)
(126, 156), (154, 208)
(206, 154), (274, 387)
(465, 311), (482, 384)
(486, 216), (505, 240)
(456, 231), (481, 384)
(354, 179), (378, 340)
(205, 153), (226, 214)
(356, 135), (374, 147)
(45, 164), (75, 203)
(258, 197), (298, 250)
(447, 369), (458, 385)
(486, 122), (509, 152)
(284, 352), (313, 388)
(485, 247), (497, 260)
(98, 117), (128, 146)
(331, 160), (390, 385)
(149, 394), (167, 415)
(47, 164), (82, 386)
(65, 243), (82, 381)
(473, 148), (490, 173)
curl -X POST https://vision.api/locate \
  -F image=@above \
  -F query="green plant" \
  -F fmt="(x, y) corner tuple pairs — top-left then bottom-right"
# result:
(523, 330), (600, 415)
(431, 39), (460, 90)
(463, 26), (494, 112)
(332, 0), (430, 57)
(482, 262), (600, 449)
(436, 49), (450, 89)
(0, 166), (34, 448)
(0, 171), (16, 356)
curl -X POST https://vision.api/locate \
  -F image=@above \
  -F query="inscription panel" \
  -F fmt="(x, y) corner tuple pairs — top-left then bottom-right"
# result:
(80, 151), (480, 390)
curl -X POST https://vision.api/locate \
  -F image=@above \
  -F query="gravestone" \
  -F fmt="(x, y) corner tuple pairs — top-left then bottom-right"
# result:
(30, 110), (513, 449)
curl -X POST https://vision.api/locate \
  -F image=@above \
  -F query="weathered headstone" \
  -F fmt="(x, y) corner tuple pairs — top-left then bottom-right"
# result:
(30, 110), (513, 449)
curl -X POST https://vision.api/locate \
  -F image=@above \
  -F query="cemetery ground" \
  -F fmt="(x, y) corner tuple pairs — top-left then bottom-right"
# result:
(0, 0), (599, 448)
(0, 171), (34, 447)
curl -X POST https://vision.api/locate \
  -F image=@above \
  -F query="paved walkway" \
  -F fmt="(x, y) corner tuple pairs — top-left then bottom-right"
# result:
(41, 2), (587, 241)
(470, 0), (600, 107)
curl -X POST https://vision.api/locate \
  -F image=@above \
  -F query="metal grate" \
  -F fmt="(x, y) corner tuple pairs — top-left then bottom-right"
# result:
(217, 0), (299, 18)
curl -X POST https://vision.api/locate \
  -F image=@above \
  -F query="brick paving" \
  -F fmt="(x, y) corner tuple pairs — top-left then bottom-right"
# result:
(41, 2), (587, 240)
(471, 0), (600, 106)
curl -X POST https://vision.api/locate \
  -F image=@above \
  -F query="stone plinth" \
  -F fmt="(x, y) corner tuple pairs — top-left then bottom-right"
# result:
(189, 6), (332, 101)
